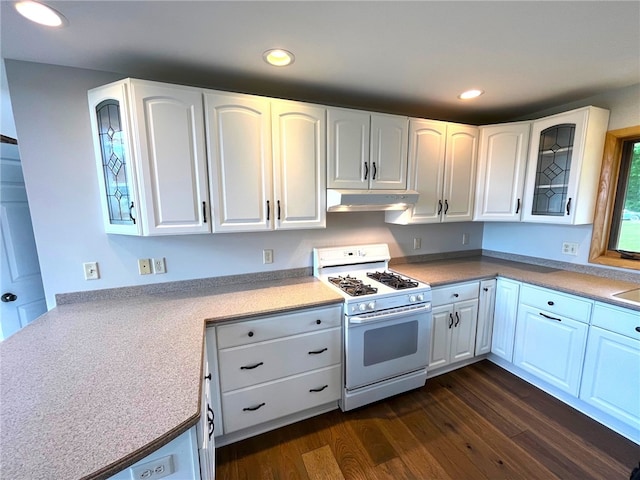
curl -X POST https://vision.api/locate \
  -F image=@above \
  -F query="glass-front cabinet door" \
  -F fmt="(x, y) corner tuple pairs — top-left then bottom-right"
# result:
(522, 106), (610, 225)
(88, 82), (142, 235)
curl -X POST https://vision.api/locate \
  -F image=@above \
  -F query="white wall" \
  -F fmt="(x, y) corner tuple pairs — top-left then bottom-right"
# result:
(483, 83), (640, 273)
(5, 60), (483, 308)
(1, 60), (17, 138)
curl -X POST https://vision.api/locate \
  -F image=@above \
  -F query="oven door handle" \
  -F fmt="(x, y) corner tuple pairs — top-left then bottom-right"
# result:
(348, 303), (430, 324)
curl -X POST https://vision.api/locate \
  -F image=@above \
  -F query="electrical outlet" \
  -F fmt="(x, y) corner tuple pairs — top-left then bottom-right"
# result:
(562, 242), (579, 255)
(130, 454), (174, 480)
(462, 233), (469, 245)
(263, 249), (273, 264)
(83, 262), (99, 280)
(413, 237), (422, 250)
(152, 257), (166, 274)
(138, 258), (152, 275)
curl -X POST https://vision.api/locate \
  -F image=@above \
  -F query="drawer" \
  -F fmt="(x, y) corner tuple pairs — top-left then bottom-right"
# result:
(432, 281), (479, 306)
(217, 304), (342, 348)
(221, 365), (341, 433)
(519, 284), (592, 323)
(218, 327), (341, 392)
(592, 302), (640, 340)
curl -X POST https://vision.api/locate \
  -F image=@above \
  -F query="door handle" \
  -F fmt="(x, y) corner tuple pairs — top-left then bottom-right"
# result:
(1, 293), (17, 303)
(438, 200), (443, 215)
(448, 313), (454, 329)
(364, 162), (369, 180)
(444, 199), (449, 214)
(454, 311), (460, 327)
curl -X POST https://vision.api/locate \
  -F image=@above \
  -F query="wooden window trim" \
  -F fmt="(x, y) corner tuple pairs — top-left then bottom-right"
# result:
(588, 125), (640, 271)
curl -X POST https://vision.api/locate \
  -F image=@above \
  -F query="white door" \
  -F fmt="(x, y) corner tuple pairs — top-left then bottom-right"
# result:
(327, 108), (370, 189)
(428, 304), (453, 369)
(450, 299), (478, 364)
(442, 124), (478, 222)
(0, 143), (46, 340)
(130, 80), (210, 235)
(475, 279), (497, 355)
(491, 278), (520, 361)
(271, 100), (326, 230)
(205, 92), (273, 232)
(369, 113), (408, 190)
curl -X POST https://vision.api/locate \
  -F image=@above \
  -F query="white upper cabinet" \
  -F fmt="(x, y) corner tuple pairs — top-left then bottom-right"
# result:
(205, 92), (326, 232)
(386, 120), (478, 224)
(521, 106), (610, 225)
(88, 79), (210, 235)
(205, 92), (273, 232)
(474, 122), (531, 221)
(271, 100), (326, 230)
(327, 108), (408, 190)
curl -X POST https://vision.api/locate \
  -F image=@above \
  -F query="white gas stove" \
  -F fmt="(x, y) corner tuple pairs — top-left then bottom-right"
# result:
(313, 244), (432, 410)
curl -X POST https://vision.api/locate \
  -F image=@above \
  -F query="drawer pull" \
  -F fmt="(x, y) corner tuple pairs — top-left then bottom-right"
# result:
(635, 327), (640, 333)
(310, 385), (329, 393)
(308, 347), (328, 355)
(240, 362), (264, 370)
(547, 301), (554, 306)
(453, 293), (459, 298)
(204, 373), (211, 381)
(248, 331), (254, 337)
(316, 319), (322, 325)
(243, 402), (266, 412)
(540, 312), (561, 322)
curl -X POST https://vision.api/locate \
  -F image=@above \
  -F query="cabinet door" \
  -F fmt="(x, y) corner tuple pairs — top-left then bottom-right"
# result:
(327, 108), (370, 189)
(513, 304), (588, 395)
(491, 278), (520, 361)
(130, 81), (210, 235)
(369, 113), (408, 190)
(272, 101), (326, 230)
(475, 279), (497, 355)
(474, 123), (530, 221)
(205, 92), (273, 232)
(88, 82), (142, 235)
(429, 304), (453, 369)
(450, 299), (479, 364)
(385, 119), (446, 224)
(521, 106), (609, 225)
(580, 326), (640, 432)
(442, 124), (478, 223)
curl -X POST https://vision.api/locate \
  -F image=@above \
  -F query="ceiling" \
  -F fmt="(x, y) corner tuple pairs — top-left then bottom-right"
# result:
(1, 0), (639, 124)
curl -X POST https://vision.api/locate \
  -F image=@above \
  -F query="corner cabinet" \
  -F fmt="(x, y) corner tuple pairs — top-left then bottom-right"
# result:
(327, 108), (408, 190)
(205, 92), (326, 232)
(386, 120), (478, 224)
(88, 79), (210, 236)
(521, 106), (610, 225)
(474, 122), (530, 221)
(490, 278), (520, 361)
(475, 279), (497, 355)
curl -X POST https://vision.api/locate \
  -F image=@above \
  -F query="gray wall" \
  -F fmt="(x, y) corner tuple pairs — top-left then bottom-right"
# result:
(5, 60), (484, 308)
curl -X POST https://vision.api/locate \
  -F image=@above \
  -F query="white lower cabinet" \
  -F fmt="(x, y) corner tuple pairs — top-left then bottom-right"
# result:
(214, 304), (342, 441)
(580, 303), (640, 434)
(429, 282), (479, 371)
(475, 279), (497, 355)
(490, 278), (520, 361)
(513, 284), (591, 396)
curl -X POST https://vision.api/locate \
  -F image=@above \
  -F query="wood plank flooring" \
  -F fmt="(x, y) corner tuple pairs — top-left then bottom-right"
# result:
(215, 361), (639, 479)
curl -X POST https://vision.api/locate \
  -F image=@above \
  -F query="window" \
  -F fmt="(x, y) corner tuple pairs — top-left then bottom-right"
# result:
(589, 126), (640, 270)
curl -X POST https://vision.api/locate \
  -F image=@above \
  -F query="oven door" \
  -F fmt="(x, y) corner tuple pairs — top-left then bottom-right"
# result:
(345, 303), (431, 390)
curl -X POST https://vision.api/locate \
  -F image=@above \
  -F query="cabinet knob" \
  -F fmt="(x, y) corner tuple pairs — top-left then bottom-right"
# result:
(248, 331), (254, 337)
(316, 319), (322, 325)
(1, 293), (17, 303)
(547, 301), (554, 306)
(635, 327), (640, 333)
(483, 287), (488, 292)
(453, 293), (459, 298)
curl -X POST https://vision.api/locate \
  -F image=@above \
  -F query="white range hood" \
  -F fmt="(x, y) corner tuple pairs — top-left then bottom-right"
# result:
(326, 189), (420, 212)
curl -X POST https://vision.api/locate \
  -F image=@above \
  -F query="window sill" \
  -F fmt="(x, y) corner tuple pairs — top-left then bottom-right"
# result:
(589, 251), (640, 271)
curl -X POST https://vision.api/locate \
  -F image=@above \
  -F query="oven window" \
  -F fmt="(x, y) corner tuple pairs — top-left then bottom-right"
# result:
(363, 320), (418, 366)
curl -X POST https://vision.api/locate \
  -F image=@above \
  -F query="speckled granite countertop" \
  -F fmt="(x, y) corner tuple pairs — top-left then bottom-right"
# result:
(0, 277), (342, 480)
(1, 258), (638, 480)
(391, 257), (640, 311)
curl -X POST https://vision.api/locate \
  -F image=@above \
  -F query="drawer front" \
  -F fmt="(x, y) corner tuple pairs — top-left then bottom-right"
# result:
(217, 304), (342, 348)
(432, 281), (479, 306)
(592, 303), (640, 340)
(221, 365), (341, 433)
(218, 327), (341, 391)
(519, 284), (592, 323)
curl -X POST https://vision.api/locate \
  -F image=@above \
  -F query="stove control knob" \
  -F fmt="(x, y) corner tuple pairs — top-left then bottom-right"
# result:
(358, 303), (366, 312)
(417, 294), (424, 302)
(368, 302), (376, 310)
(409, 295), (417, 302)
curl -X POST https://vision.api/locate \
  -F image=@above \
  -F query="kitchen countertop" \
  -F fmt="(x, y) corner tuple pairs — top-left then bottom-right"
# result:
(1, 257), (638, 480)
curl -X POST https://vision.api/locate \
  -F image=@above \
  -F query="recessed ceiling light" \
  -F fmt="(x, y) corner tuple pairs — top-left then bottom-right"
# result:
(458, 89), (484, 100)
(14, 0), (66, 27)
(263, 49), (295, 67)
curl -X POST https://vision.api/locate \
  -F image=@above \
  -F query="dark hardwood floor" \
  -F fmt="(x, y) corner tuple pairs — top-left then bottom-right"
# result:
(216, 360), (639, 479)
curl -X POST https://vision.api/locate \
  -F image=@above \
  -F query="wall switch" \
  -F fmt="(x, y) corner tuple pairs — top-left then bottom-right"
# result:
(130, 454), (174, 480)
(83, 262), (99, 280)
(263, 249), (273, 264)
(562, 242), (579, 255)
(413, 237), (422, 250)
(462, 233), (469, 245)
(152, 257), (166, 274)
(138, 258), (152, 275)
